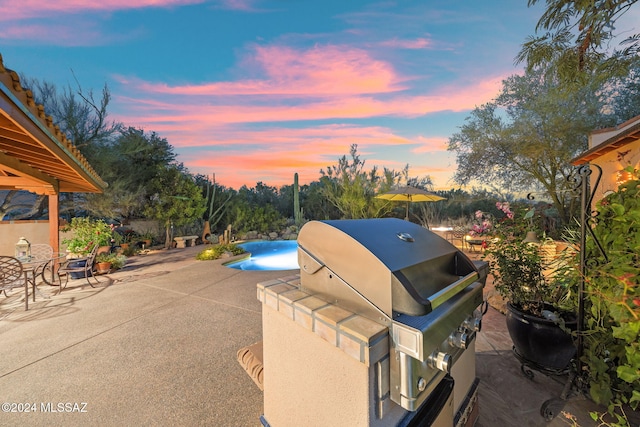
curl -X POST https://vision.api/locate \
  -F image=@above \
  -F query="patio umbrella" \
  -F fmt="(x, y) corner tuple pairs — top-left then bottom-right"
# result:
(375, 186), (445, 221)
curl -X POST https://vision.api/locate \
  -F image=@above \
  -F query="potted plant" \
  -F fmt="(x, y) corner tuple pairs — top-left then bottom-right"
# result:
(115, 228), (137, 251)
(95, 252), (116, 274)
(483, 203), (578, 371)
(94, 252), (128, 274)
(109, 253), (127, 271)
(62, 217), (114, 257)
(139, 230), (155, 248)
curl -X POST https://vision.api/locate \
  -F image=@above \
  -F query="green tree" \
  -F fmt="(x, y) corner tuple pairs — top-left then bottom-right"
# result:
(85, 127), (178, 220)
(228, 182), (286, 233)
(320, 144), (403, 219)
(236, 182), (279, 208)
(606, 64), (640, 124)
(517, 0), (640, 84)
(231, 201), (286, 234)
(144, 166), (205, 248)
(109, 127), (176, 183)
(447, 67), (610, 225)
(11, 76), (120, 218)
(300, 180), (341, 220)
(19, 75), (120, 157)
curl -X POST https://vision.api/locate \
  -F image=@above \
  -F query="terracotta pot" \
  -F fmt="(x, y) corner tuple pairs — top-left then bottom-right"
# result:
(96, 262), (112, 274)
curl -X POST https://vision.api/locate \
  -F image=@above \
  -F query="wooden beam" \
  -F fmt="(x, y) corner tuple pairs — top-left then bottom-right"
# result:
(0, 88), (105, 192)
(48, 194), (60, 251)
(0, 150), (57, 187)
(0, 118), (40, 146)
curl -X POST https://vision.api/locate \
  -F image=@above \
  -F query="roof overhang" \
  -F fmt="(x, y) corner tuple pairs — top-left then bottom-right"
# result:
(572, 115), (640, 165)
(0, 55), (106, 196)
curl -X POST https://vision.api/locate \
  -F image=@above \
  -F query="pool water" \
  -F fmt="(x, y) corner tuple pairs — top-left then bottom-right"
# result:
(226, 240), (299, 271)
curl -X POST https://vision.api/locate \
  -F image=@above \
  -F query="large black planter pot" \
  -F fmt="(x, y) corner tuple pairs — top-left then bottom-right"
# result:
(506, 302), (577, 371)
(67, 259), (93, 280)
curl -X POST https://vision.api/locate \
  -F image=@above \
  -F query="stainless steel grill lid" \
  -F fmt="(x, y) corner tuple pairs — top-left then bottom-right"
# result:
(297, 218), (486, 412)
(297, 218), (481, 317)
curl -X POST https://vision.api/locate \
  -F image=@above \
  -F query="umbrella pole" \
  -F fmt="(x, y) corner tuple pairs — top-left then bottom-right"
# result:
(405, 201), (409, 221)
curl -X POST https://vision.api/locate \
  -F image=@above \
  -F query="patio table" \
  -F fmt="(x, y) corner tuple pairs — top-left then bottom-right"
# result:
(465, 238), (486, 252)
(18, 253), (67, 308)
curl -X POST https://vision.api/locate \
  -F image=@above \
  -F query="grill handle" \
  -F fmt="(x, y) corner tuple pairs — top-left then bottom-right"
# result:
(427, 271), (479, 311)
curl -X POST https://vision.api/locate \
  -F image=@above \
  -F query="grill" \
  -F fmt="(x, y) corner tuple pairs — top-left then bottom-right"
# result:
(297, 218), (486, 420)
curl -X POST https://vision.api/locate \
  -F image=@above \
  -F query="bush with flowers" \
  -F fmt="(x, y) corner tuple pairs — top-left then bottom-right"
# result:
(468, 210), (493, 237)
(468, 202), (518, 237)
(482, 202), (576, 317)
(62, 217), (116, 255)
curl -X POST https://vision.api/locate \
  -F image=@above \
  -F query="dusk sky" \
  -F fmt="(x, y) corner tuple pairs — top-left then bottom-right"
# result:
(1, 0), (549, 190)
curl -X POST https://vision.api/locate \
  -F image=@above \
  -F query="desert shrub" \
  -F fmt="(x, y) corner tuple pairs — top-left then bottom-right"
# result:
(231, 203), (286, 233)
(196, 244), (245, 260)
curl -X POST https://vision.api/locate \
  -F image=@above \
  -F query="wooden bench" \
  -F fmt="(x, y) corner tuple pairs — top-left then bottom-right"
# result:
(173, 235), (198, 248)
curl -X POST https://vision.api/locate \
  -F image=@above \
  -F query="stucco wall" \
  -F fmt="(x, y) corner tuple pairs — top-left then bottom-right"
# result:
(589, 138), (640, 204)
(0, 221), (52, 256)
(0, 219), (166, 257)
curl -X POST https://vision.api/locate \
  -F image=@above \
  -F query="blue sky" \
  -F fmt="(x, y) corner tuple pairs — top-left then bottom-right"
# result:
(1, 0), (547, 190)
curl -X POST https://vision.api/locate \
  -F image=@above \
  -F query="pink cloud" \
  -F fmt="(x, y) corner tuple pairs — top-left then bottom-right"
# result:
(164, 121), (461, 189)
(127, 120), (421, 188)
(0, 0), (205, 21)
(111, 66), (505, 189)
(115, 37), (505, 129)
(183, 148), (331, 189)
(136, 44), (405, 97)
(184, 145), (457, 190)
(412, 136), (450, 153)
(111, 42), (507, 189)
(170, 124), (415, 149)
(115, 77), (501, 127)
(379, 37), (432, 49)
(153, 121), (452, 189)
(0, 23), (103, 45)
(215, 0), (261, 12)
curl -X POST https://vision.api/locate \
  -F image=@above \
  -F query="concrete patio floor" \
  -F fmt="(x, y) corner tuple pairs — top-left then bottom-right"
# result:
(0, 245), (607, 426)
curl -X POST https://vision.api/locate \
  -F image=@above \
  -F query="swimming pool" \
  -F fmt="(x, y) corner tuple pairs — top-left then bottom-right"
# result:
(225, 240), (299, 271)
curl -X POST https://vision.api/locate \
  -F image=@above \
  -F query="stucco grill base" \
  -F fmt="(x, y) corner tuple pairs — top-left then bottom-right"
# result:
(258, 277), (480, 427)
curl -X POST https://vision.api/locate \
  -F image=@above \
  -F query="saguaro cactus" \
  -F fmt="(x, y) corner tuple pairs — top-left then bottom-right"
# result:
(293, 173), (303, 226)
(204, 174), (232, 230)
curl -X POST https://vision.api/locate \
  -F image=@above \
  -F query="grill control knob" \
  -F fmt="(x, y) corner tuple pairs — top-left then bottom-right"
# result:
(428, 351), (451, 373)
(463, 316), (482, 332)
(449, 330), (471, 349)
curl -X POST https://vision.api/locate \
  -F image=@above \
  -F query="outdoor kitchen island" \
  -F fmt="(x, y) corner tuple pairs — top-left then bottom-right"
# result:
(257, 219), (487, 427)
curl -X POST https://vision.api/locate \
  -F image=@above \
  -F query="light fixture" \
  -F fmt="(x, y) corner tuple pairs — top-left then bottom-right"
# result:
(15, 236), (31, 260)
(522, 231), (540, 245)
(616, 169), (633, 185)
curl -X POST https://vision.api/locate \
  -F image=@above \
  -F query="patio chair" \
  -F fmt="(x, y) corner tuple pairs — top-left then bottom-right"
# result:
(447, 226), (468, 251)
(30, 243), (53, 276)
(0, 256), (29, 310)
(58, 244), (101, 289)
